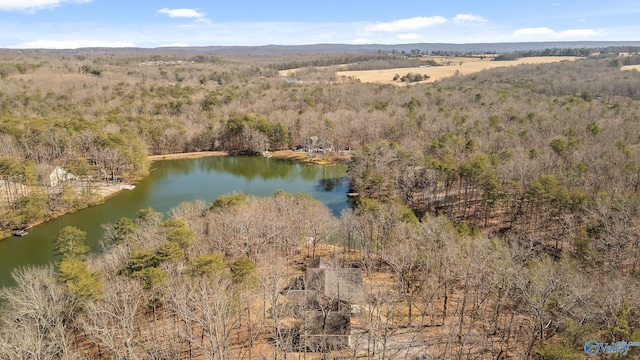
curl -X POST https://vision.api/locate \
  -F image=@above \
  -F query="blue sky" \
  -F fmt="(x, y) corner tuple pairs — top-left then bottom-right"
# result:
(0, 0), (638, 48)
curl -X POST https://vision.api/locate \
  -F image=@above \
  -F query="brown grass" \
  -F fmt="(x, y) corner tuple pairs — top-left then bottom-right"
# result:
(147, 151), (228, 160)
(336, 56), (581, 85)
(623, 64), (640, 71)
(269, 150), (351, 164)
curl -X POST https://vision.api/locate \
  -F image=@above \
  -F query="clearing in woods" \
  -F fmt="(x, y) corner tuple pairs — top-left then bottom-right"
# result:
(334, 56), (580, 85)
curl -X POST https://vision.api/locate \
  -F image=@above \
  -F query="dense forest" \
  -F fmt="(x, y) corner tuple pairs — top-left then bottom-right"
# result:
(2, 48), (640, 358)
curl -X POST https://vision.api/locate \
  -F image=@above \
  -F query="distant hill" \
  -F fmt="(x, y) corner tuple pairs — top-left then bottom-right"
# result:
(183, 41), (640, 55)
(4, 41), (640, 56)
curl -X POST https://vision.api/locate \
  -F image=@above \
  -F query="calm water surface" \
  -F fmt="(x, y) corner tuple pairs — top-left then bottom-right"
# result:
(0, 156), (350, 287)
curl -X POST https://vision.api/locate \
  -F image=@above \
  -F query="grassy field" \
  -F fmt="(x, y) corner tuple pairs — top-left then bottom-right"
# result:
(335, 56), (580, 85)
(623, 64), (640, 71)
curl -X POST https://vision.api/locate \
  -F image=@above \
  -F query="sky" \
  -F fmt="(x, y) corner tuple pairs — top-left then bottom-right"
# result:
(0, 0), (639, 49)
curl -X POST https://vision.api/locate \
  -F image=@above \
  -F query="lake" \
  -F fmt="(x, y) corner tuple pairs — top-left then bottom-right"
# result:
(0, 156), (350, 287)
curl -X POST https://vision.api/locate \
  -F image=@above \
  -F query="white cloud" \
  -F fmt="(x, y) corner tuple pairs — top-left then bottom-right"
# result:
(513, 27), (555, 36)
(158, 8), (205, 19)
(352, 37), (371, 44)
(365, 16), (447, 32)
(396, 33), (421, 40)
(159, 43), (190, 47)
(452, 14), (487, 24)
(18, 39), (135, 49)
(513, 27), (602, 39)
(0, 0), (90, 12)
(558, 29), (600, 37)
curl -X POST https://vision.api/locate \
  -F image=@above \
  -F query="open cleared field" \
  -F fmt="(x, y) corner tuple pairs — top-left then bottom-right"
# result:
(336, 56), (580, 85)
(623, 64), (640, 71)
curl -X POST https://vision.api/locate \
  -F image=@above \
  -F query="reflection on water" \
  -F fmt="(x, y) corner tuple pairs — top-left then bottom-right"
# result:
(317, 177), (347, 192)
(197, 156), (344, 182)
(0, 156), (349, 287)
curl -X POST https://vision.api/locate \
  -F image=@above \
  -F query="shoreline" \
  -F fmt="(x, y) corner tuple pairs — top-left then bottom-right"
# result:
(148, 151), (229, 161)
(1, 183), (126, 240)
(268, 150), (351, 165)
(1, 149), (349, 240)
(1, 152), (228, 240)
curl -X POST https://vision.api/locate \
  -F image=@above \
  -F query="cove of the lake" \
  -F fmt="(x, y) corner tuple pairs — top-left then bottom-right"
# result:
(0, 156), (350, 287)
